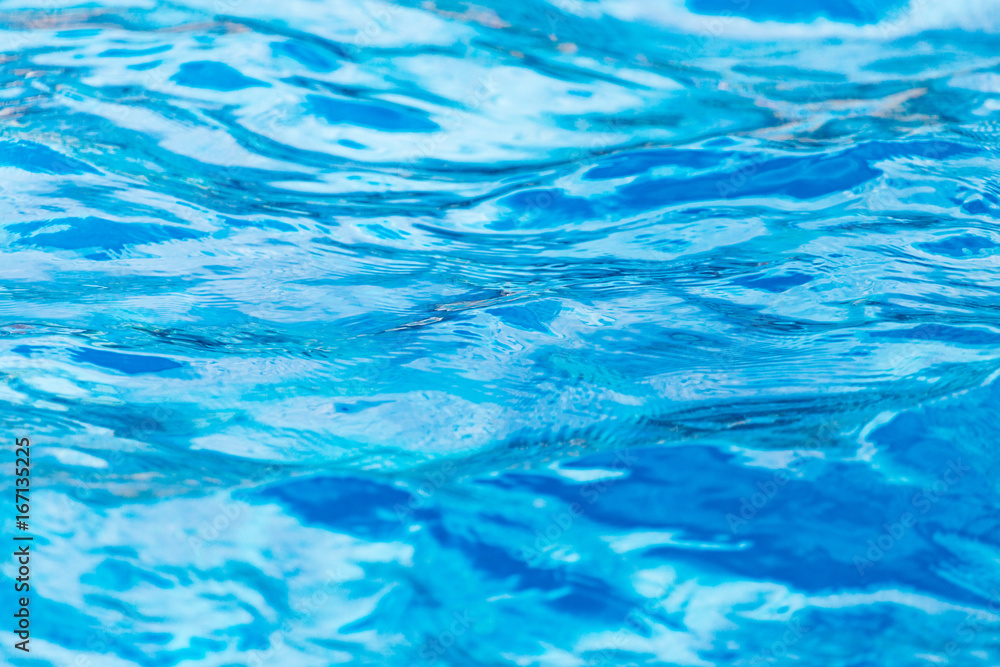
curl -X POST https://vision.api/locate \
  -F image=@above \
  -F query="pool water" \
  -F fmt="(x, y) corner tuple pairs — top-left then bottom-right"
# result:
(3, 0), (1000, 664)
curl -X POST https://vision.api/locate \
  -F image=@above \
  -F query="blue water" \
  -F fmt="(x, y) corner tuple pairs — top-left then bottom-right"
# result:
(3, 0), (1000, 664)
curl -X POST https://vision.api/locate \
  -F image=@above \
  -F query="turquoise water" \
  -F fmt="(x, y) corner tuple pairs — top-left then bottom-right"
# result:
(3, 0), (1000, 664)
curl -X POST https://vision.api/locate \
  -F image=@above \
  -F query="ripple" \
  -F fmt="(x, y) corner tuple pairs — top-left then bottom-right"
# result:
(6, 0), (1000, 665)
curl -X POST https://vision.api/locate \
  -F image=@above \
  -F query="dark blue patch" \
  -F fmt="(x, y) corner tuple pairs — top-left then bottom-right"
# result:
(545, 582), (636, 624)
(573, 444), (980, 605)
(614, 140), (973, 207)
(584, 148), (726, 180)
(56, 29), (102, 38)
(127, 60), (162, 71)
(488, 302), (561, 334)
(703, 137), (738, 148)
(425, 520), (570, 590)
(70, 348), (183, 375)
(258, 475), (417, 539)
(869, 380), (1000, 474)
(338, 139), (366, 149)
(271, 40), (341, 72)
(306, 95), (439, 132)
(0, 141), (98, 175)
(333, 400), (390, 414)
(870, 324), (1000, 345)
(171, 61), (269, 91)
(916, 234), (998, 258)
(687, 0), (907, 25)
(81, 558), (174, 591)
(12, 345), (44, 357)
(493, 188), (596, 229)
(735, 272), (813, 293)
(99, 45), (172, 58)
(960, 198), (994, 216)
(10, 217), (205, 253)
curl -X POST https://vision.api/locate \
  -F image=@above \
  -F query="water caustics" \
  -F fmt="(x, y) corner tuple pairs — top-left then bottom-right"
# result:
(2, 0), (1000, 664)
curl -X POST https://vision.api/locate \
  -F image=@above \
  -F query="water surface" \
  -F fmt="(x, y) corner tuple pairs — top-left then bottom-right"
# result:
(2, 0), (1000, 664)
